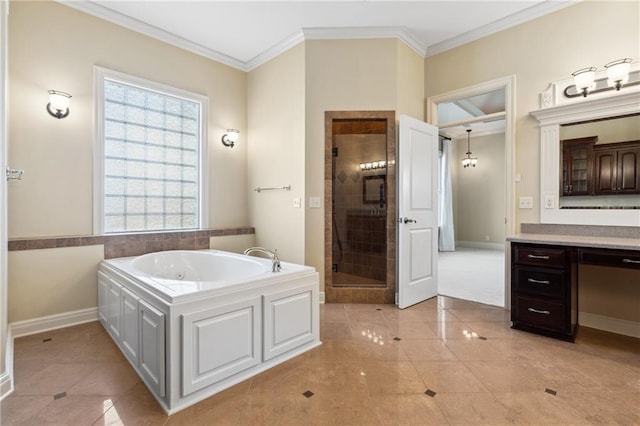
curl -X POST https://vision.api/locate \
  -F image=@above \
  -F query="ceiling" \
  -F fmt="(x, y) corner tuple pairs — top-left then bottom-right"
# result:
(65, 0), (575, 71)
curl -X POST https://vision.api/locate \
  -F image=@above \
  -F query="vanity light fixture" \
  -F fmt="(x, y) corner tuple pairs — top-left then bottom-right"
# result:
(571, 67), (597, 97)
(221, 129), (239, 148)
(605, 58), (632, 90)
(461, 129), (477, 168)
(565, 58), (638, 98)
(359, 160), (386, 171)
(46, 90), (71, 119)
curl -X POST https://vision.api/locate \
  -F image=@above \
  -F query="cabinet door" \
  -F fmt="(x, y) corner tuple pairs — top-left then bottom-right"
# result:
(97, 271), (109, 328)
(139, 300), (166, 397)
(561, 138), (594, 196)
(182, 298), (261, 396)
(107, 279), (123, 340)
(263, 283), (317, 361)
(594, 150), (616, 194)
(617, 147), (639, 193)
(120, 287), (140, 365)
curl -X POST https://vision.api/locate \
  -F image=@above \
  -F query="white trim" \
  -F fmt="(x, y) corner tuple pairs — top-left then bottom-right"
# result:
(9, 308), (98, 339)
(93, 66), (209, 234)
(302, 27), (426, 57)
(579, 312), (640, 339)
(426, 0), (578, 57)
(59, 1), (246, 71)
(245, 30), (306, 72)
(530, 90), (640, 227)
(427, 75), (516, 310)
(0, 0), (10, 403)
(456, 240), (505, 251)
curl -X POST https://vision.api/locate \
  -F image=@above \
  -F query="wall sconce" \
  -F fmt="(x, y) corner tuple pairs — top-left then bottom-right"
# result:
(221, 129), (239, 148)
(46, 90), (71, 119)
(565, 58), (638, 98)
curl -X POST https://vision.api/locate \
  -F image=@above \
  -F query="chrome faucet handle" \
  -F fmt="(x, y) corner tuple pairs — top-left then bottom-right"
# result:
(272, 249), (281, 272)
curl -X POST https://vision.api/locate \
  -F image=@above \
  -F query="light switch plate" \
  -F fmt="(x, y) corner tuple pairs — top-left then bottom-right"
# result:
(309, 197), (321, 208)
(519, 196), (533, 209)
(293, 197), (301, 208)
(544, 195), (554, 209)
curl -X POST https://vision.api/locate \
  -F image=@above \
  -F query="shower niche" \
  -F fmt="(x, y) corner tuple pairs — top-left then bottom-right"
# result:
(325, 111), (396, 304)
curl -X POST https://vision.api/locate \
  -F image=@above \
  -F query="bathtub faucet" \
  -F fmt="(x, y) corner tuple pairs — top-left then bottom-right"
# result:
(243, 247), (281, 272)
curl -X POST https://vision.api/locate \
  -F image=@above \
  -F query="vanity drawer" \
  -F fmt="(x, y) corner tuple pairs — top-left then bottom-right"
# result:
(514, 245), (566, 268)
(514, 267), (565, 298)
(513, 296), (565, 332)
(579, 249), (640, 270)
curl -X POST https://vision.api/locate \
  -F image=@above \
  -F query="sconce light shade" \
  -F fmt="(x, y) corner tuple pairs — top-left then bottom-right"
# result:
(47, 90), (72, 119)
(221, 129), (239, 148)
(571, 67), (597, 97)
(605, 58), (632, 90)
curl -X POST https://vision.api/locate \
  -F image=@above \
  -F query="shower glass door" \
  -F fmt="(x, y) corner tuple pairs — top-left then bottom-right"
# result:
(331, 119), (387, 287)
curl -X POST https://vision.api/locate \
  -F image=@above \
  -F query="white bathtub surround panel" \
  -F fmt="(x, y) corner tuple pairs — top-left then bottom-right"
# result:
(99, 249), (321, 414)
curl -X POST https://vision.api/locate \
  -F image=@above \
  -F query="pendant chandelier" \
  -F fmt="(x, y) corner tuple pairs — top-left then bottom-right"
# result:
(461, 128), (478, 168)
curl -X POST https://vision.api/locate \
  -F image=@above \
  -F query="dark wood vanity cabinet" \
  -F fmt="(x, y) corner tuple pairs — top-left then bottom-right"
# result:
(511, 243), (578, 341)
(593, 141), (640, 194)
(561, 137), (595, 196)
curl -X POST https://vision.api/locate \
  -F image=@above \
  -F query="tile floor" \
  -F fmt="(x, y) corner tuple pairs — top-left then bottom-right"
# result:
(2, 296), (639, 425)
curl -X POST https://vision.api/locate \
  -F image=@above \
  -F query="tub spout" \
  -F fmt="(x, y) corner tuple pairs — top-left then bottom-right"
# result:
(243, 247), (281, 272)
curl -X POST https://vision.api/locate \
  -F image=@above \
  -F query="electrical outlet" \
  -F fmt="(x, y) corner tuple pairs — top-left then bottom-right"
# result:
(544, 195), (554, 209)
(518, 196), (533, 209)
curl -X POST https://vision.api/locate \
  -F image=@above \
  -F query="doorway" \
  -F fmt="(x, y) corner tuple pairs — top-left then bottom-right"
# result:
(427, 76), (516, 308)
(324, 111), (396, 304)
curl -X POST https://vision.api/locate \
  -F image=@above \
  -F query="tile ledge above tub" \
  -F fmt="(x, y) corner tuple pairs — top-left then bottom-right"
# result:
(8, 227), (256, 258)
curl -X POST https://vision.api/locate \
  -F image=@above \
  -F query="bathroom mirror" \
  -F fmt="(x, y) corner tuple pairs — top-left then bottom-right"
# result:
(559, 114), (640, 209)
(531, 89), (640, 226)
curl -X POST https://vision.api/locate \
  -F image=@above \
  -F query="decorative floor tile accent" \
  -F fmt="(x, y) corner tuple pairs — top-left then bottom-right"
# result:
(393, 337), (401, 341)
(478, 336), (487, 340)
(302, 390), (314, 398)
(53, 392), (67, 400)
(42, 338), (52, 342)
(424, 389), (437, 397)
(545, 388), (557, 395)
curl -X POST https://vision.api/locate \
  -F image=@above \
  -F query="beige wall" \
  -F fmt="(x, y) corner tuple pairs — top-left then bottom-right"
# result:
(579, 265), (640, 324)
(7, 1), (248, 322)
(424, 0), (640, 229)
(452, 132), (506, 244)
(247, 44), (306, 264)
(396, 40), (425, 120)
(304, 39), (424, 290)
(8, 1), (248, 238)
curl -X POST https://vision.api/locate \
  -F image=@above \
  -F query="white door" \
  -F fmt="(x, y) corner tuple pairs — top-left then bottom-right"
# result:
(397, 115), (439, 308)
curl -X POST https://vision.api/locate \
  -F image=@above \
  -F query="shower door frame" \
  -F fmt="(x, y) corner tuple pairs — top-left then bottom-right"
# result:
(324, 110), (396, 304)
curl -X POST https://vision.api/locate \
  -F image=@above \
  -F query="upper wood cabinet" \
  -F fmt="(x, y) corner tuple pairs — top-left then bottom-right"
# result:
(593, 141), (640, 194)
(561, 137), (596, 196)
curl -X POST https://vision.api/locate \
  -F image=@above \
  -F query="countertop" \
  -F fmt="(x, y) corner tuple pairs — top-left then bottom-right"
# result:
(507, 233), (640, 251)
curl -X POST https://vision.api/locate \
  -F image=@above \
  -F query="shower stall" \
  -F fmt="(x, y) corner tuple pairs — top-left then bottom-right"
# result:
(324, 111), (396, 304)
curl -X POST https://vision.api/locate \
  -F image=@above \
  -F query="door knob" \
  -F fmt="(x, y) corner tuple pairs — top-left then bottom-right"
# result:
(403, 217), (416, 224)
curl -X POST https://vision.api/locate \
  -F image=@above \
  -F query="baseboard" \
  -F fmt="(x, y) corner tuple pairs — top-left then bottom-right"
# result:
(0, 327), (13, 400)
(10, 307), (98, 339)
(456, 240), (505, 251)
(579, 312), (640, 338)
(319, 292), (325, 304)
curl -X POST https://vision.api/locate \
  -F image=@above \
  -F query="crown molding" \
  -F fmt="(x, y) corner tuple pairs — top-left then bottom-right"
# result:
(58, 0), (247, 71)
(57, 0), (577, 71)
(244, 30), (306, 72)
(426, 0), (579, 57)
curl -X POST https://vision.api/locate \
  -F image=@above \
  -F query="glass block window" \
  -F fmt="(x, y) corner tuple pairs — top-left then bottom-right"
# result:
(97, 71), (206, 234)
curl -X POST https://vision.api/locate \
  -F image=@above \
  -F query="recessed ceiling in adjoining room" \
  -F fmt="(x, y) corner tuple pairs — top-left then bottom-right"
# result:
(63, 0), (574, 71)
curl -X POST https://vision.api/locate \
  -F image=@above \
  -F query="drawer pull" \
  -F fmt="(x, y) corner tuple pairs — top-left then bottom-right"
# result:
(527, 278), (550, 285)
(527, 307), (550, 315)
(527, 254), (550, 260)
(622, 258), (640, 264)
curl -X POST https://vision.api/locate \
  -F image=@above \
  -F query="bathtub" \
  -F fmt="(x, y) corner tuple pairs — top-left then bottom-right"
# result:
(98, 249), (320, 414)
